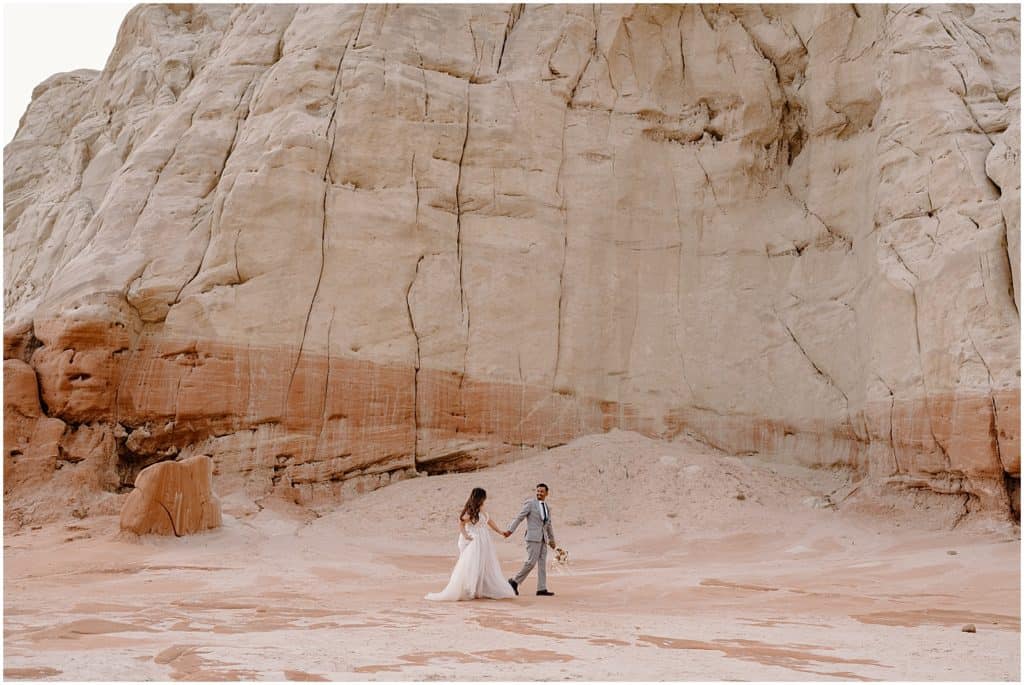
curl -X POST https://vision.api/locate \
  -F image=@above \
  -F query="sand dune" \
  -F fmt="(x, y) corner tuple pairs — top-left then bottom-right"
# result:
(4, 431), (1020, 680)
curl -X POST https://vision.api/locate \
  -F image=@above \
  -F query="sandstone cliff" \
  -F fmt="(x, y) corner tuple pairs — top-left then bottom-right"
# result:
(4, 4), (1020, 522)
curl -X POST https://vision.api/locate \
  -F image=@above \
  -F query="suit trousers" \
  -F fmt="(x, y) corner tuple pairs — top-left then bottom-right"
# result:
(513, 540), (548, 591)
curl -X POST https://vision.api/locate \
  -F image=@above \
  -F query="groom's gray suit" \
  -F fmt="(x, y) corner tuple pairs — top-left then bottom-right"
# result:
(508, 497), (556, 592)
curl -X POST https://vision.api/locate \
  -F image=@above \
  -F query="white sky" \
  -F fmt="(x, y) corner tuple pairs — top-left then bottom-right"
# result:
(3, 2), (132, 145)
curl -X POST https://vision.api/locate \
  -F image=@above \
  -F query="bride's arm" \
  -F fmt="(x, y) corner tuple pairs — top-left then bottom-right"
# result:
(459, 514), (473, 540)
(487, 517), (504, 534)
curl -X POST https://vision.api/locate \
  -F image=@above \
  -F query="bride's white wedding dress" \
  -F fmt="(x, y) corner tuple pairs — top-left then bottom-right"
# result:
(425, 511), (516, 601)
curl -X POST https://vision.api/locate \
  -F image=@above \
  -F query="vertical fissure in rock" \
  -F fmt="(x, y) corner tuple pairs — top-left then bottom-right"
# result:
(131, 100), (202, 239)
(317, 307), (336, 451)
(411, 153), (420, 229)
(406, 255), (424, 467)
(952, 64), (996, 145)
(352, 3), (368, 47)
(225, 58), (290, 285)
(172, 364), (187, 421)
(518, 352), (528, 449)
(888, 392), (901, 473)
(173, 72), (260, 305)
(233, 232), (243, 285)
(155, 500), (183, 537)
(989, 394), (1004, 468)
(455, 84), (471, 391)
(270, 7), (300, 67)
(692, 150), (720, 207)
(285, 27), (355, 407)
(909, 286), (952, 467)
(677, 7), (686, 83)
(115, 263), (154, 426)
(468, 18), (481, 81)
(496, 4), (522, 73)
(456, 86), (470, 315)
(553, 231), (568, 389)
(878, 375), (901, 473)
(552, 103), (570, 389)
(967, 328), (1008, 485)
(967, 327), (996, 385)
(567, 8), (598, 105)
(668, 171), (696, 400)
(996, 214), (1019, 318)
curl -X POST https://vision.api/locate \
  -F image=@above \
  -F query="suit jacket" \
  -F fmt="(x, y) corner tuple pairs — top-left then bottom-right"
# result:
(508, 497), (556, 544)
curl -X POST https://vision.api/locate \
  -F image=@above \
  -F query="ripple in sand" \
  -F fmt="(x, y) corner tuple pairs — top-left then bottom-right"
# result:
(3, 667), (62, 680)
(29, 619), (157, 640)
(284, 669), (330, 681)
(154, 644), (260, 680)
(637, 634), (888, 680)
(355, 648), (576, 673)
(852, 608), (1020, 631)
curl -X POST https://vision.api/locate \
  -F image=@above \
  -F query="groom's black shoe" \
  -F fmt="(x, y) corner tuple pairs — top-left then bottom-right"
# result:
(536, 590), (555, 596)
(508, 579), (519, 595)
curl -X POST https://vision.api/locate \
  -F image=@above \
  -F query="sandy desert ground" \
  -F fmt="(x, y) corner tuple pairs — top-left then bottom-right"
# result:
(3, 431), (1020, 681)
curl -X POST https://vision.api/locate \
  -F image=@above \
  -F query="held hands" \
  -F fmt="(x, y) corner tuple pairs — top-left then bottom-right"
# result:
(503, 530), (512, 538)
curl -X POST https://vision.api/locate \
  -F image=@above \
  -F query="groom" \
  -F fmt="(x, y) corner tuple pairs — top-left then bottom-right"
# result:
(505, 483), (557, 597)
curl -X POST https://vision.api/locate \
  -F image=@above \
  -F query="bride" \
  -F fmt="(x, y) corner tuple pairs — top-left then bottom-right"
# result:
(425, 487), (516, 601)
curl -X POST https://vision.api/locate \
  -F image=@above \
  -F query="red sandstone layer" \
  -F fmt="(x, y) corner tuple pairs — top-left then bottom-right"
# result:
(4, 318), (1019, 520)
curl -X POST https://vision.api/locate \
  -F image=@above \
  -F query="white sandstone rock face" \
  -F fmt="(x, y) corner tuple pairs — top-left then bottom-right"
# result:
(3, 4), (1020, 519)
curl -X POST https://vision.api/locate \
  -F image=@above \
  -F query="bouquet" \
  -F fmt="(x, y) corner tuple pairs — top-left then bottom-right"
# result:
(551, 546), (572, 574)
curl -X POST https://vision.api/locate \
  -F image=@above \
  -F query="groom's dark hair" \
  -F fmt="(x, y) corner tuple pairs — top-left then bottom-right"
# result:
(536, 483), (549, 490)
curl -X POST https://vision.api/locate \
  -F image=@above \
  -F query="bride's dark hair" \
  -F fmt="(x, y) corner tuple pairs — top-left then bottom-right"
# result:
(461, 487), (487, 524)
